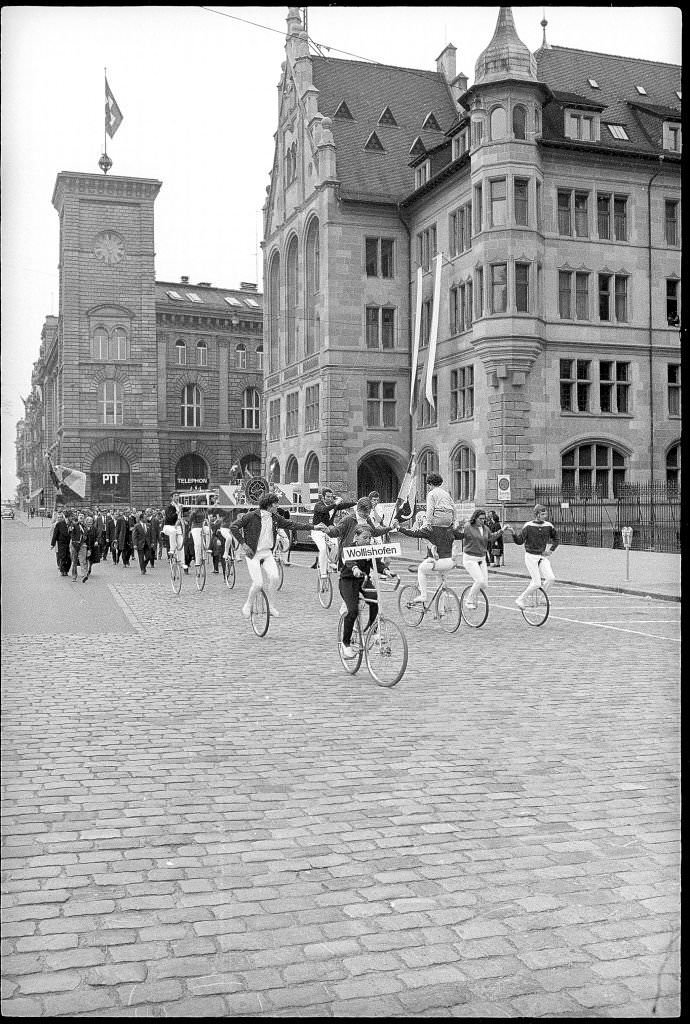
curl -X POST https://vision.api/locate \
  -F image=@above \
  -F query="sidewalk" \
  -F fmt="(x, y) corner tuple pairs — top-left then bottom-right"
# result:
(397, 535), (681, 602)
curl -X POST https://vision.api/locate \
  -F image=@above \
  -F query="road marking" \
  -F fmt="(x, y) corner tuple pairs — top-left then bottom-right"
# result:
(492, 604), (680, 643)
(106, 582), (141, 633)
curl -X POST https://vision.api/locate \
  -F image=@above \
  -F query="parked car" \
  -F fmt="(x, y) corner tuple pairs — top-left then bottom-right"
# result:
(1, 504), (16, 519)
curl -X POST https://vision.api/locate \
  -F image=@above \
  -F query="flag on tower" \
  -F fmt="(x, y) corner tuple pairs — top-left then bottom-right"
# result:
(105, 77), (123, 138)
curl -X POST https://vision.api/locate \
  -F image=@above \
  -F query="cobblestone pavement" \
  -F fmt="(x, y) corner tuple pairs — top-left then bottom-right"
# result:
(2, 523), (681, 1017)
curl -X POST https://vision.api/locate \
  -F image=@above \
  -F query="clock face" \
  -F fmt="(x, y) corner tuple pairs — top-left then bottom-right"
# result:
(93, 231), (125, 265)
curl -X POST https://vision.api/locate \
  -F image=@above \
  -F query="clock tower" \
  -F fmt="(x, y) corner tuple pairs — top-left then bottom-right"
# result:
(52, 171), (163, 507)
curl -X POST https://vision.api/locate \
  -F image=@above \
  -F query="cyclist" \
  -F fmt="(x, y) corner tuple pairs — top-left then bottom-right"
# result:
(162, 496), (182, 564)
(189, 505), (207, 575)
(455, 509), (507, 609)
(231, 493), (293, 618)
(423, 473), (455, 527)
(310, 486), (357, 578)
(397, 516), (465, 605)
(504, 504), (559, 608)
(315, 496), (392, 659)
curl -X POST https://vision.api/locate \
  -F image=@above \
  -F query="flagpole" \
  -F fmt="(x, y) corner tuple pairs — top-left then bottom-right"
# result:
(103, 68), (107, 157)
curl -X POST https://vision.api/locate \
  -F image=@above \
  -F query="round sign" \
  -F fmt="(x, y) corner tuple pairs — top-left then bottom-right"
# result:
(498, 476), (510, 491)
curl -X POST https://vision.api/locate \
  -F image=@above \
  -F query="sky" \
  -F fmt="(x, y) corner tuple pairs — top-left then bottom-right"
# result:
(0, 5), (682, 500)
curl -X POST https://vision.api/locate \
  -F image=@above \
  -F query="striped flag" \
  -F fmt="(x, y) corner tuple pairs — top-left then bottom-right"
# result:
(105, 77), (123, 139)
(47, 455), (86, 499)
(425, 252), (443, 408)
(409, 266), (423, 416)
(390, 451), (417, 525)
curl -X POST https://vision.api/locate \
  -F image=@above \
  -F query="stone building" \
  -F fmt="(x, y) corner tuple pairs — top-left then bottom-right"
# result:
(20, 171), (263, 509)
(262, 6), (681, 508)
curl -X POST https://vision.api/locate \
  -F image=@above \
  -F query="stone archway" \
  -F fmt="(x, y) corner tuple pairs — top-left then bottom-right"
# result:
(357, 451), (400, 503)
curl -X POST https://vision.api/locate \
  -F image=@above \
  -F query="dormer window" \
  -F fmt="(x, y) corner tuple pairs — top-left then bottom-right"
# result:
(635, 85), (648, 95)
(663, 122), (682, 152)
(186, 292), (202, 303)
(166, 290), (183, 300)
(415, 160), (431, 190)
(334, 100), (354, 120)
(607, 124), (629, 141)
(588, 78), (600, 89)
(452, 130), (469, 160)
(422, 111), (441, 131)
(565, 110), (600, 142)
(364, 131), (385, 152)
(378, 106), (397, 127)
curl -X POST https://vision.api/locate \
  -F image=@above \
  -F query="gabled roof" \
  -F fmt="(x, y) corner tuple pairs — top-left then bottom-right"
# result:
(536, 45), (681, 155)
(311, 55), (456, 202)
(154, 283), (263, 314)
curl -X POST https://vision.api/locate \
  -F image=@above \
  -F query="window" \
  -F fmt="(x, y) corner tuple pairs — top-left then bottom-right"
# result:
(256, 345), (264, 370)
(666, 443), (681, 492)
(186, 292), (202, 303)
(379, 106), (397, 127)
(449, 203), (472, 256)
(224, 296), (242, 307)
(635, 85), (647, 95)
(607, 124), (629, 141)
(472, 118), (484, 148)
(286, 391), (299, 437)
(180, 384), (201, 427)
(109, 328), (127, 360)
(419, 377), (438, 427)
(93, 328), (109, 360)
(588, 78), (600, 89)
(175, 340), (186, 366)
(566, 111), (598, 141)
(415, 160), (431, 189)
(599, 361), (631, 414)
(166, 290), (183, 301)
(453, 446), (476, 501)
(475, 266), (484, 318)
(614, 196), (628, 240)
(663, 364), (679, 415)
(559, 271), (573, 319)
(286, 236), (298, 364)
(490, 105), (506, 140)
(474, 184), (483, 233)
(420, 298), (432, 348)
(513, 105), (526, 139)
(558, 190), (572, 235)
(536, 180), (543, 230)
(490, 178), (506, 227)
(305, 218), (320, 356)
(666, 280), (680, 326)
(366, 381), (396, 428)
(365, 237), (394, 277)
(417, 225), (437, 271)
(450, 366), (474, 420)
(574, 192), (589, 237)
(241, 387), (260, 430)
(576, 272), (590, 320)
(514, 178), (529, 226)
(597, 194), (611, 238)
(491, 263), (507, 313)
(665, 201), (679, 245)
(562, 443), (626, 497)
(450, 285), (461, 334)
(597, 274), (629, 322)
(663, 123), (681, 152)
(305, 384), (320, 432)
(269, 398), (280, 441)
(465, 280), (473, 329)
(285, 455), (298, 483)
(452, 130), (469, 160)
(235, 344), (247, 369)
(560, 358), (591, 412)
(196, 341), (207, 367)
(365, 306), (396, 350)
(515, 263), (530, 312)
(614, 276), (628, 321)
(100, 381), (123, 425)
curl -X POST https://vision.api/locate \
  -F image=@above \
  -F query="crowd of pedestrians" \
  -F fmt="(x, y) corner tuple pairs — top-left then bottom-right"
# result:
(50, 506), (166, 581)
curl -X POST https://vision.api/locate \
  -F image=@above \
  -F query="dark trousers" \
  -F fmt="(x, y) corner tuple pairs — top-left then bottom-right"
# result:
(56, 546), (71, 574)
(136, 546), (149, 572)
(339, 575), (378, 645)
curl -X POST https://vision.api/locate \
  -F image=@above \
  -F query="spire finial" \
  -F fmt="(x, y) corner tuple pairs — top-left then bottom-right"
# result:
(541, 9), (549, 49)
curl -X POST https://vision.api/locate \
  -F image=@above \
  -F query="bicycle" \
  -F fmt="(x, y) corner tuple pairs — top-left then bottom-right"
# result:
(315, 550), (338, 608)
(398, 564), (461, 632)
(194, 519), (212, 592)
(250, 587), (270, 637)
(224, 541), (237, 589)
(274, 530), (290, 592)
(459, 582), (489, 628)
(168, 521), (185, 595)
(518, 559), (551, 626)
(337, 561), (407, 687)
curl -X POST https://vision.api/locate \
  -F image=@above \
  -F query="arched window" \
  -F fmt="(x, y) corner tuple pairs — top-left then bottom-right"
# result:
(93, 327), (109, 360)
(561, 442), (626, 497)
(666, 443), (681, 492)
(91, 451), (130, 504)
(304, 452), (319, 483)
(242, 387), (260, 430)
(243, 454), (261, 477)
(490, 105), (506, 141)
(99, 381), (123, 425)
(175, 340), (186, 366)
(512, 104), (527, 140)
(285, 455), (299, 483)
(175, 453), (208, 490)
(110, 327), (128, 361)
(256, 345), (264, 371)
(452, 446), (476, 501)
(305, 218), (320, 356)
(286, 235), (298, 364)
(196, 341), (208, 367)
(181, 384), (201, 427)
(268, 457), (281, 483)
(268, 252), (281, 372)
(235, 344), (247, 369)
(419, 450), (439, 493)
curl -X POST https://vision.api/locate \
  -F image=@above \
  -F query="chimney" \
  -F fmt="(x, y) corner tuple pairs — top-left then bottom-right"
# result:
(240, 282), (258, 292)
(180, 275), (189, 284)
(451, 71), (469, 108)
(436, 43), (457, 83)
(197, 282), (211, 287)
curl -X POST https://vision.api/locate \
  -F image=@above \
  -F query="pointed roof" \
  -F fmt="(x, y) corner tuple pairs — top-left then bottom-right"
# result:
(475, 7), (537, 84)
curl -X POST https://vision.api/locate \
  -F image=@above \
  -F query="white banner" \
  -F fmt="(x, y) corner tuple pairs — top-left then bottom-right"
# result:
(425, 252), (443, 408)
(343, 541), (402, 562)
(409, 266), (423, 415)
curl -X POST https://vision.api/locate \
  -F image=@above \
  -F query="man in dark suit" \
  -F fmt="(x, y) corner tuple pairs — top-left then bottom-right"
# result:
(132, 512), (150, 574)
(103, 508), (116, 562)
(50, 511), (71, 576)
(146, 511), (159, 569)
(115, 510), (131, 567)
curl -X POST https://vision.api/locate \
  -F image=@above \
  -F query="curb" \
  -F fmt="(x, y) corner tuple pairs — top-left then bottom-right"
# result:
(495, 569), (680, 604)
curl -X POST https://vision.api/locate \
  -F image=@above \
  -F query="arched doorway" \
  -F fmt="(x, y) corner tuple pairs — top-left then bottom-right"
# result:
(357, 452), (400, 502)
(175, 453), (209, 491)
(304, 452), (320, 483)
(90, 452), (131, 506)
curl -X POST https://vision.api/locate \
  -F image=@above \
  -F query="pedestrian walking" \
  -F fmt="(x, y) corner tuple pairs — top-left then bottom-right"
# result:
(69, 511), (88, 582)
(50, 510), (71, 576)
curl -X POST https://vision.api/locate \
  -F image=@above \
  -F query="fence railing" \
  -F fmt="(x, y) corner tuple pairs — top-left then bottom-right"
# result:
(534, 484), (681, 553)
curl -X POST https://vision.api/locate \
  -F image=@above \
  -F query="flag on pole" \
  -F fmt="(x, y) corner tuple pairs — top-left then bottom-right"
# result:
(105, 77), (123, 138)
(425, 252), (443, 409)
(46, 454), (87, 499)
(390, 451), (417, 525)
(409, 266), (423, 416)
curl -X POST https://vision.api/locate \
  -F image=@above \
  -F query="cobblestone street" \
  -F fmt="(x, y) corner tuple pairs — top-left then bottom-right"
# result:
(1, 520), (681, 1017)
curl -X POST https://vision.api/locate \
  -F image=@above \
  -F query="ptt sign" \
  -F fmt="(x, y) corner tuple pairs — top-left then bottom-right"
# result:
(102, 473), (120, 484)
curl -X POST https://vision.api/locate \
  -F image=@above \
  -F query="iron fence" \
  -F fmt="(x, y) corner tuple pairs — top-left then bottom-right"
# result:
(534, 483), (681, 553)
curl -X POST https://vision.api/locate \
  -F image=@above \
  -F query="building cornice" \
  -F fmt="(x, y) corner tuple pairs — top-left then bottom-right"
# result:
(52, 172), (162, 212)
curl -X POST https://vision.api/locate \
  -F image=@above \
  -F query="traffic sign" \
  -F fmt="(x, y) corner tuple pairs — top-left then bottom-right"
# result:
(497, 475), (511, 501)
